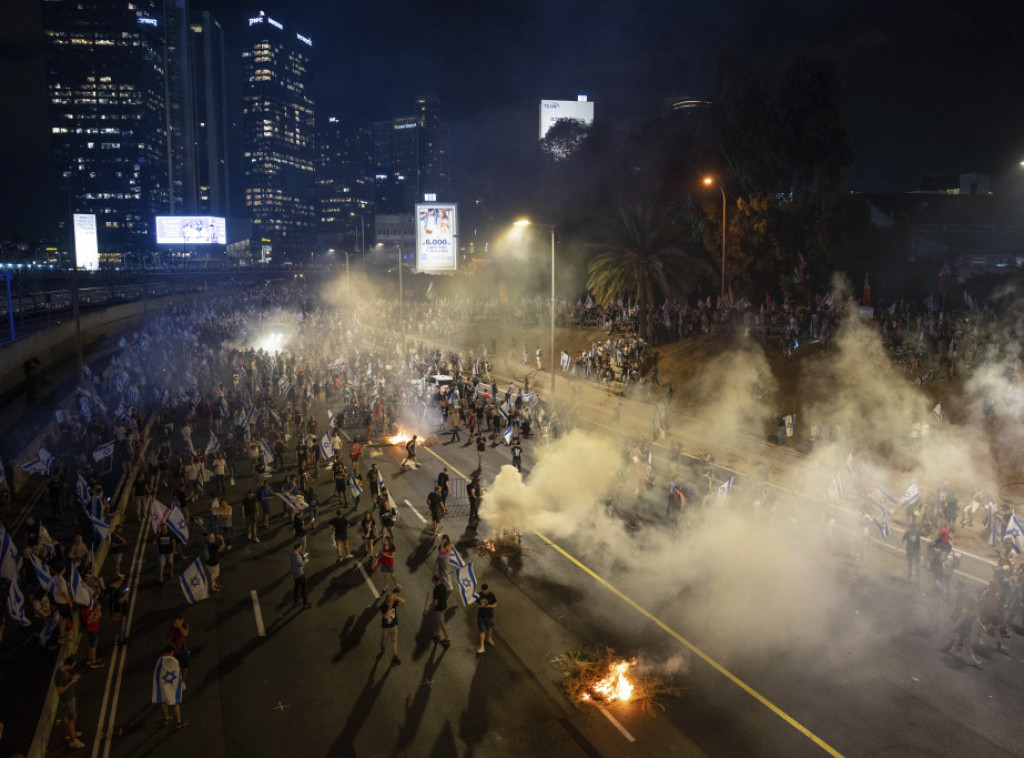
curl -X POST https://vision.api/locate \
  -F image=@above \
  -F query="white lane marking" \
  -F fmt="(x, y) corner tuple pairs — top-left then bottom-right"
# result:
(357, 561), (380, 599)
(595, 706), (636, 742)
(403, 498), (427, 524)
(251, 590), (266, 637)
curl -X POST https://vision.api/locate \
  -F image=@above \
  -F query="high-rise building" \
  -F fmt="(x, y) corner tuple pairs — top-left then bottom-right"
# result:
(242, 10), (316, 262)
(189, 11), (230, 216)
(373, 92), (451, 215)
(164, 0), (194, 214)
(316, 117), (373, 255)
(43, 0), (170, 257)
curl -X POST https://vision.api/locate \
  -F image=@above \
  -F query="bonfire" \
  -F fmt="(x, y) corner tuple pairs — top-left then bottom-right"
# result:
(474, 529), (524, 559)
(555, 648), (678, 713)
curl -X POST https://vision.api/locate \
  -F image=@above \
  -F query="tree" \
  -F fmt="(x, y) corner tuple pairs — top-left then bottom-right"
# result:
(586, 200), (711, 341)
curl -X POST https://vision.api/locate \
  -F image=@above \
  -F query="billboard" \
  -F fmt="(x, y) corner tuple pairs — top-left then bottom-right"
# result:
(415, 204), (457, 273)
(539, 98), (595, 139)
(155, 216), (226, 245)
(73, 214), (99, 271)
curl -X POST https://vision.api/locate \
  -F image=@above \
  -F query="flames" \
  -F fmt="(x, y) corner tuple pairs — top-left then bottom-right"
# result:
(581, 659), (635, 704)
(388, 428), (412, 445)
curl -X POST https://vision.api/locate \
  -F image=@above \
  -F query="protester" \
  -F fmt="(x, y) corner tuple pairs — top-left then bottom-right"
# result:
(475, 583), (498, 654)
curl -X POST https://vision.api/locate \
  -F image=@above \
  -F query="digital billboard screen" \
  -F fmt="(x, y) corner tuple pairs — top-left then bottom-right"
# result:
(155, 216), (226, 245)
(73, 213), (99, 271)
(539, 99), (595, 139)
(415, 204), (457, 273)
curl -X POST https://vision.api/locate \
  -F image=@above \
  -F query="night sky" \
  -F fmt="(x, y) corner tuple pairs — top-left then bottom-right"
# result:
(2, 0), (1023, 242)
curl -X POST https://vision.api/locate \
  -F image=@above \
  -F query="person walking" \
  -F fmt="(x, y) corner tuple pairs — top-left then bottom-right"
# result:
(475, 583), (497, 653)
(329, 509), (353, 561)
(902, 523), (922, 581)
(168, 615), (191, 687)
(427, 485), (445, 536)
(467, 475), (482, 525)
(378, 536), (400, 593)
(377, 588), (405, 666)
(358, 511), (377, 558)
(290, 542), (312, 609)
(242, 489), (260, 542)
(203, 532), (225, 593)
(153, 645), (187, 728)
(400, 435), (418, 469)
(436, 534), (454, 591)
(54, 656), (85, 748)
(437, 467), (450, 507)
(476, 433), (486, 469)
(153, 524), (175, 584)
(510, 437), (523, 473)
(430, 574), (451, 647)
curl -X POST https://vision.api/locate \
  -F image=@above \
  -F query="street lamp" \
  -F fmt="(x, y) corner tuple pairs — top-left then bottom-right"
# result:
(514, 218), (556, 402)
(703, 176), (727, 301)
(396, 242), (403, 328)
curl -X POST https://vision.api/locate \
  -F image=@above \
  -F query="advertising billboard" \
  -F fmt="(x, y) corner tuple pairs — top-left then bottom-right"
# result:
(415, 204), (457, 273)
(539, 98), (595, 139)
(73, 213), (99, 271)
(155, 216), (227, 245)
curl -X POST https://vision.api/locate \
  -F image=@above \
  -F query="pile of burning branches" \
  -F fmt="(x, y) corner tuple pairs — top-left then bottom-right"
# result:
(555, 648), (677, 713)
(474, 529), (524, 559)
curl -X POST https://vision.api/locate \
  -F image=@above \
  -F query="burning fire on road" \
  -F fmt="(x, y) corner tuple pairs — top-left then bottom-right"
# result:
(556, 649), (677, 712)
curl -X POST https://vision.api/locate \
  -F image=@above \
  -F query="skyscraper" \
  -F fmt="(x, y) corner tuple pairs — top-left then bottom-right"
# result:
(242, 10), (316, 262)
(373, 92), (451, 215)
(189, 11), (230, 216)
(43, 0), (170, 257)
(316, 117), (373, 256)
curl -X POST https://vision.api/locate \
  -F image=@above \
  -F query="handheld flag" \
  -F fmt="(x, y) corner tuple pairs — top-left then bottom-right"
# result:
(327, 409), (335, 428)
(447, 546), (467, 569)
(348, 474), (363, 500)
(990, 505), (1001, 547)
(153, 653), (184, 704)
(455, 563), (479, 606)
(873, 516), (890, 540)
(21, 448), (54, 476)
(70, 564), (93, 606)
(715, 477), (733, 504)
(205, 431), (220, 457)
(164, 504), (190, 543)
(502, 425), (513, 445)
(260, 439), (275, 467)
(92, 438), (115, 460)
(931, 403), (942, 422)
(0, 524), (22, 581)
(276, 492), (303, 515)
(84, 508), (110, 541)
(1005, 513), (1024, 555)
(320, 432), (334, 460)
(560, 351), (572, 372)
(6, 579), (31, 627)
(784, 414), (796, 438)
(898, 480), (920, 507)
(150, 498), (170, 534)
(28, 553), (57, 594)
(179, 558), (210, 604)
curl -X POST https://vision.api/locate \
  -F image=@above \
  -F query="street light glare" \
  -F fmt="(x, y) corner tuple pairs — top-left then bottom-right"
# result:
(513, 218), (532, 227)
(703, 177), (714, 185)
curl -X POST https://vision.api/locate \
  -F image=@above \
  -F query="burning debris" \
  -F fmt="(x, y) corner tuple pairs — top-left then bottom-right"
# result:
(474, 529), (524, 559)
(555, 648), (678, 713)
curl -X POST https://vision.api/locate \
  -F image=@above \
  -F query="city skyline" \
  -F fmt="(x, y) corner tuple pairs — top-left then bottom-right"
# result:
(2, 0), (1023, 244)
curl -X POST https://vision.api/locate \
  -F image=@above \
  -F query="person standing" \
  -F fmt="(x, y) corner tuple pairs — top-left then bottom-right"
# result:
(902, 523), (922, 581)
(109, 523), (128, 578)
(54, 656), (85, 748)
(377, 588), (405, 666)
(212, 454), (228, 495)
(290, 542), (312, 608)
(435, 534), (454, 591)
(257, 481), (272, 529)
(107, 575), (129, 646)
(358, 511), (377, 558)
(333, 457), (350, 506)
(378, 536), (400, 593)
(427, 485), (445, 536)
(475, 583), (497, 654)
(203, 532), (225, 593)
(154, 524), (175, 584)
(430, 574), (451, 647)
(79, 601), (104, 669)
(349, 441), (363, 476)
(448, 414), (461, 443)
(242, 489), (260, 543)
(476, 433), (486, 468)
(510, 438), (523, 473)
(436, 467), (450, 507)
(467, 476), (481, 525)
(167, 615), (190, 687)
(153, 645), (187, 728)
(292, 509), (312, 554)
(329, 509), (353, 561)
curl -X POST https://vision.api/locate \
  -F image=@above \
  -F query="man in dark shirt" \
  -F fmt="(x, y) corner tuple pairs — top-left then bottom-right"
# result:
(204, 533), (225, 592)
(475, 584), (497, 654)
(329, 509), (352, 561)
(431, 574), (451, 646)
(242, 489), (259, 542)
(427, 485), (445, 536)
(510, 438), (523, 473)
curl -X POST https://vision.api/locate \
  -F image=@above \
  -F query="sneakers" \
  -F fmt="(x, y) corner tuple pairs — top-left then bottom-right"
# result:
(345, 553), (355, 558)
(68, 739), (86, 749)
(441, 640), (451, 648)
(486, 637), (495, 646)
(302, 603), (312, 609)
(391, 656), (401, 666)
(477, 645), (485, 654)
(174, 721), (189, 729)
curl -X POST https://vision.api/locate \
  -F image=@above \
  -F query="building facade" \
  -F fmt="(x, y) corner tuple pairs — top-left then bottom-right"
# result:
(242, 10), (316, 262)
(316, 117), (373, 256)
(189, 11), (230, 216)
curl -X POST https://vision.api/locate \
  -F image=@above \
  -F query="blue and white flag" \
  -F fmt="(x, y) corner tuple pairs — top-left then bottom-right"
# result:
(522, 392), (535, 405)
(276, 492), (303, 515)
(153, 654), (184, 705)
(260, 439), (275, 467)
(0, 524), (22, 581)
(149, 498), (170, 534)
(21, 448), (54, 476)
(376, 467), (385, 489)
(497, 404), (509, 423)
(234, 409), (246, 427)
(1005, 513), (1024, 555)
(84, 508), (110, 541)
(899, 480), (920, 507)
(348, 474), (363, 499)
(873, 515), (890, 540)
(185, 435), (196, 458)
(179, 558), (210, 604)
(164, 504), (190, 543)
(245, 405), (259, 427)
(38, 609), (60, 644)
(865, 482), (897, 514)
(270, 408), (282, 427)
(560, 351), (572, 372)
(70, 564), (93, 606)
(716, 477), (733, 504)
(447, 546), (467, 569)
(455, 562), (479, 606)
(6, 578), (31, 627)
(327, 409), (335, 428)
(205, 431), (220, 457)
(92, 440), (115, 462)
(118, 336), (127, 349)
(502, 425), (513, 445)
(28, 553), (57, 594)
(931, 403), (942, 421)
(320, 432), (334, 460)
(784, 414), (796, 438)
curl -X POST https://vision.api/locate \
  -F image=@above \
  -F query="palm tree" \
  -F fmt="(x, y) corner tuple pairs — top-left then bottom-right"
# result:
(586, 201), (705, 341)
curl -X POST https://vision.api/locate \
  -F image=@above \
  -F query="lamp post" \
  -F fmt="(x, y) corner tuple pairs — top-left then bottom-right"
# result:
(703, 176), (727, 301)
(396, 242), (403, 329)
(514, 219), (556, 402)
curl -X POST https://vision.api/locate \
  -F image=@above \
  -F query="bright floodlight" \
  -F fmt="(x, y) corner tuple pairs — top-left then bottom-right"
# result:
(703, 177), (714, 185)
(514, 218), (532, 227)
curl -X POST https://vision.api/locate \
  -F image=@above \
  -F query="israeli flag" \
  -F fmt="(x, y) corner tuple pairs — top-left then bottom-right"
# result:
(327, 409), (335, 428)
(150, 498), (170, 534)
(246, 405), (259, 427)
(502, 425), (513, 445)
(455, 562), (479, 606)
(931, 403), (942, 421)
(522, 392), (535, 405)
(0, 524), (22, 581)
(873, 516), (890, 540)
(92, 440), (115, 462)
(716, 477), (733, 503)
(1005, 513), (1024, 555)
(447, 546), (467, 569)
(560, 351), (572, 371)
(376, 467), (385, 489)
(6, 579), (31, 627)
(276, 492), (303, 515)
(153, 654), (184, 705)
(179, 558), (210, 604)
(205, 431), (220, 457)
(84, 508), (110, 541)
(348, 474), (363, 499)
(70, 564), (93, 606)
(75, 474), (89, 506)
(260, 439), (275, 467)
(320, 432), (334, 460)
(234, 409), (246, 427)
(28, 552), (57, 594)
(21, 448), (54, 476)
(38, 609), (60, 645)
(899, 480), (920, 507)
(784, 414), (796, 438)
(497, 404), (509, 422)
(165, 504), (190, 543)
(118, 336), (127, 349)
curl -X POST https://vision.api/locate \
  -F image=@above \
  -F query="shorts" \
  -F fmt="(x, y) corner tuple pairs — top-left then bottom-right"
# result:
(58, 697), (77, 721)
(381, 625), (398, 648)
(381, 565), (394, 574)
(159, 553), (173, 567)
(477, 616), (495, 633)
(433, 610), (446, 628)
(208, 564), (221, 581)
